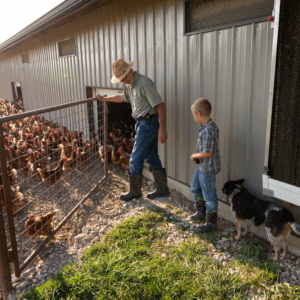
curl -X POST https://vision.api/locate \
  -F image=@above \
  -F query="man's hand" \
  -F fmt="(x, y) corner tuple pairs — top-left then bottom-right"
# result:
(159, 128), (167, 144)
(95, 94), (106, 101)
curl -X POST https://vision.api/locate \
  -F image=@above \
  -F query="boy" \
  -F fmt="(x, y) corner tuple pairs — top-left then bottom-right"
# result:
(190, 98), (221, 231)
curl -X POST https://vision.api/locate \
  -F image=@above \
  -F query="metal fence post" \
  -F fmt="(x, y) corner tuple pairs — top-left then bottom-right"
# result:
(0, 130), (12, 299)
(0, 124), (21, 278)
(0, 207), (12, 299)
(104, 102), (108, 178)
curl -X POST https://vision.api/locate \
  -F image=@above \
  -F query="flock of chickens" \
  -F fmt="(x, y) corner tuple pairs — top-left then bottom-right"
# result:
(0, 99), (136, 239)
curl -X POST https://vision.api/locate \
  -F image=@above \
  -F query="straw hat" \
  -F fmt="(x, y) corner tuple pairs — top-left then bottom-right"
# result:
(111, 59), (134, 83)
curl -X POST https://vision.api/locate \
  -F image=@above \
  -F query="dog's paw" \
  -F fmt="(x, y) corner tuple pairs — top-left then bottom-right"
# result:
(234, 235), (241, 241)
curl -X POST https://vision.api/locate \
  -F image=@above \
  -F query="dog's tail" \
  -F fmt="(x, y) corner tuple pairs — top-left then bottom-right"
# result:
(289, 222), (300, 235)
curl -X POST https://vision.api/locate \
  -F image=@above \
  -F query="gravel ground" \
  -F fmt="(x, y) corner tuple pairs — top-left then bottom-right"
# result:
(2, 166), (300, 299)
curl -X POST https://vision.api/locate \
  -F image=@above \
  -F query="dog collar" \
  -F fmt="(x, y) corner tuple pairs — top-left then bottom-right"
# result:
(228, 185), (242, 204)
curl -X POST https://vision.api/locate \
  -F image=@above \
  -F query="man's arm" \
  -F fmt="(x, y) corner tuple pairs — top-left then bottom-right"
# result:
(95, 94), (125, 103)
(157, 103), (167, 144)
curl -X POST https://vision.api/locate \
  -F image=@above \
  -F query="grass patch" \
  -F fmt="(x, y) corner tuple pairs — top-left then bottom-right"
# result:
(23, 211), (300, 300)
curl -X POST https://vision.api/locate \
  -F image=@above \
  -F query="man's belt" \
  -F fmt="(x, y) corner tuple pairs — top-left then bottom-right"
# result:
(135, 113), (157, 121)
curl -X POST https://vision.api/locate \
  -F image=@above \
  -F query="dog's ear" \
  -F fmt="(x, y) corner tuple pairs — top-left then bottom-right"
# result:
(236, 179), (244, 185)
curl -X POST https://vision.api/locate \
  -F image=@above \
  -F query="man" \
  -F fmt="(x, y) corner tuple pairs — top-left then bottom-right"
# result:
(95, 59), (169, 201)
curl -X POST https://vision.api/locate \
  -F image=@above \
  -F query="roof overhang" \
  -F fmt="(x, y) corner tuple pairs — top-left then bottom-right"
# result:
(0, 0), (114, 53)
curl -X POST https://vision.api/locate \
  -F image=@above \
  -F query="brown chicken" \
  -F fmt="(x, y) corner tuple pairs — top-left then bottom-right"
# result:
(76, 143), (90, 164)
(122, 137), (135, 154)
(10, 186), (24, 213)
(27, 149), (37, 176)
(111, 144), (120, 166)
(37, 158), (64, 185)
(63, 149), (77, 172)
(0, 185), (23, 213)
(118, 145), (130, 171)
(25, 211), (56, 237)
(98, 144), (112, 163)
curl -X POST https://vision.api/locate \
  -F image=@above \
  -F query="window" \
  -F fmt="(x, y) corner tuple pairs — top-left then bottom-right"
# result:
(185, 0), (274, 34)
(21, 52), (29, 63)
(58, 37), (76, 57)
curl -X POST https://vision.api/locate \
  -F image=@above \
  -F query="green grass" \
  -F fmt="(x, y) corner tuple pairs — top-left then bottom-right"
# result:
(22, 211), (300, 300)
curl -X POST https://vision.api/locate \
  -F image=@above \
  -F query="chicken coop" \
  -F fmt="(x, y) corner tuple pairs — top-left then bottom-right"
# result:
(1, 0), (300, 296)
(0, 98), (109, 297)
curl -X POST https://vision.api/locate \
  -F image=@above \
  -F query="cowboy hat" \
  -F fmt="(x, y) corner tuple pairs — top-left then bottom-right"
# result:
(111, 59), (134, 83)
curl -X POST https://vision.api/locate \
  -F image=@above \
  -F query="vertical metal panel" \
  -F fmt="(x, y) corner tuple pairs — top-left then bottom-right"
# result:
(0, 0), (274, 198)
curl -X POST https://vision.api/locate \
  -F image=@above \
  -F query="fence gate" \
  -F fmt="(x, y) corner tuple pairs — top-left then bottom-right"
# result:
(0, 98), (108, 298)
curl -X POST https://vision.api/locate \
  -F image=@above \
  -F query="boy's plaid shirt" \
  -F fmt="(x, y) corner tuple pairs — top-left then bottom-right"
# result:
(196, 119), (221, 173)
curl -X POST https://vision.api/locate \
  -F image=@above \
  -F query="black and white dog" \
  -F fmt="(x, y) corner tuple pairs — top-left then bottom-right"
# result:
(222, 179), (300, 261)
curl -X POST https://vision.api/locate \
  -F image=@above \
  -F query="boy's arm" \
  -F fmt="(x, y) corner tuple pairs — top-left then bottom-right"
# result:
(190, 152), (212, 162)
(191, 129), (214, 161)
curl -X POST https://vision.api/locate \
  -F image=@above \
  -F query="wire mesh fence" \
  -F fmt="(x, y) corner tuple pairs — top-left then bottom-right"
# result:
(0, 98), (108, 296)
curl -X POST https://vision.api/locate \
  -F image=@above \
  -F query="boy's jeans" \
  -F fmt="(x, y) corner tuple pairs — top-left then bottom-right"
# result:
(191, 168), (218, 212)
(130, 115), (162, 175)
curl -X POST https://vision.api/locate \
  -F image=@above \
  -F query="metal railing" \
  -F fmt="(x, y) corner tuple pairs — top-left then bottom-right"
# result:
(0, 98), (108, 299)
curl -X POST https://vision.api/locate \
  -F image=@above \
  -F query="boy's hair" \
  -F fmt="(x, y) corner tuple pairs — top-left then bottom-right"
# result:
(191, 98), (212, 116)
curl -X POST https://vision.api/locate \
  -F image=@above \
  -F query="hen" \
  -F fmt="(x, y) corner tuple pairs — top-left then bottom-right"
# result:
(98, 144), (112, 163)
(63, 149), (77, 172)
(25, 211), (56, 237)
(0, 185), (23, 213)
(37, 159), (64, 185)
(76, 143), (90, 164)
(118, 145), (130, 171)
(111, 144), (120, 166)
(27, 149), (37, 176)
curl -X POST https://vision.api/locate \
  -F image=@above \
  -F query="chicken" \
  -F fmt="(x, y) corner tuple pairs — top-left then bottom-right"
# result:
(36, 151), (50, 170)
(25, 211), (56, 237)
(37, 158), (64, 185)
(99, 144), (112, 163)
(6, 165), (18, 185)
(90, 132), (99, 153)
(0, 185), (23, 213)
(76, 143), (90, 164)
(122, 137), (135, 154)
(118, 145), (130, 171)
(109, 132), (123, 145)
(27, 149), (37, 176)
(63, 149), (77, 172)
(111, 144), (120, 166)
(10, 186), (24, 213)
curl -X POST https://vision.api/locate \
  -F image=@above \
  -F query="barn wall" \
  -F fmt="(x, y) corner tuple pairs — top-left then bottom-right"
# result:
(0, 0), (274, 199)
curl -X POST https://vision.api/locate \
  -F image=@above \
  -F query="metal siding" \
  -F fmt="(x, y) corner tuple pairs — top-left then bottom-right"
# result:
(0, 0), (274, 198)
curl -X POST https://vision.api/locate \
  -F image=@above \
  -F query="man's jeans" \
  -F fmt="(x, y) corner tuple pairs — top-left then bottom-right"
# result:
(130, 115), (162, 175)
(191, 168), (218, 212)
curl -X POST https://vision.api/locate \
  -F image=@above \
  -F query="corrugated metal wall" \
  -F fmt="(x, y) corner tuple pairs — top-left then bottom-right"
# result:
(0, 0), (273, 198)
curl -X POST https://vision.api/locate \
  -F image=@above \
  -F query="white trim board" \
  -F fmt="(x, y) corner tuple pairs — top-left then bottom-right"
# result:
(263, 174), (300, 206)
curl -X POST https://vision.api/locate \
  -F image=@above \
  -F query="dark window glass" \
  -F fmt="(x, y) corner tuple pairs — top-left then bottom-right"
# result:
(185, 0), (274, 34)
(58, 37), (76, 57)
(21, 52), (29, 63)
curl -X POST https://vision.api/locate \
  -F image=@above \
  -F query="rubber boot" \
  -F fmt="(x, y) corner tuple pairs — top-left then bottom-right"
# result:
(190, 198), (206, 222)
(120, 174), (142, 201)
(195, 211), (217, 232)
(147, 168), (170, 199)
